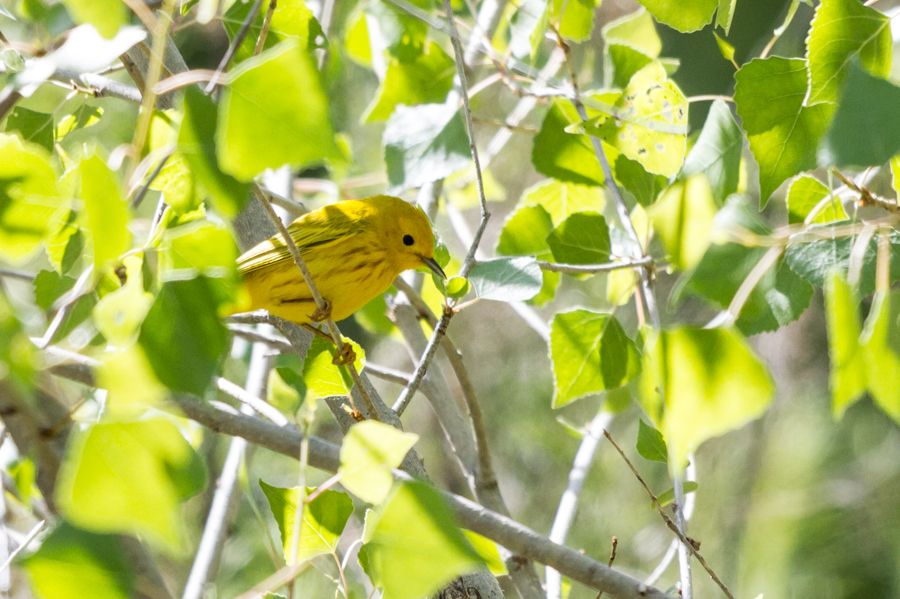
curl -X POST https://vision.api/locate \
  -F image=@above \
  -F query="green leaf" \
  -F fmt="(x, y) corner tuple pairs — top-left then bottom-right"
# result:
(0, 134), (65, 263)
(467, 256), (543, 302)
(33, 269), (76, 310)
(339, 421), (419, 504)
(606, 44), (654, 90)
(546, 211), (611, 265)
(532, 100), (607, 186)
(657, 481), (698, 508)
(93, 255), (152, 346)
(602, 8), (661, 58)
(633, 0), (717, 33)
(363, 42), (455, 121)
(21, 523), (134, 599)
(444, 276), (470, 299)
(517, 178), (606, 226)
(786, 175), (846, 224)
(639, 327), (774, 474)
(157, 220), (242, 311)
(343, 8), (371, 67)
(551, 0), (597, 42)
(806, 0), (891, 106)
(462, 531), (507, 576)
(825, 271), (867, 417)
(496, 204), (554, 256)
(56, 418), (206, 553)
(821, 60), (900, 169)
(138, 277), (229, 395)
(647, 174), (717, 271)
(61, 0), (127, 38)
(678, 240), (814, 336)
(96, 345), (168, 413)
(302, 335), (366, 399)
(784, 228), (900, 297)
(891, 154), (900, 199)
(716, 0), (737, 34)
(144, 111), (199, 216)
(267, 367), (305, 415)
(612, 155), (665, 207)
(217, 41), (338, 181)
(713, 32), (735, 64)
(259, 480), (354, 561)
(79, 154), (130, 274)
(179, 88), (250, 216)
(223, 0), (325, 63)
(734, 57), (832, 206)
(57, 105), (103, 139)
(636, 419), (668, 463)
(384, 102), (470, 193)
(681, 99), (742, 204)
(7, 107), (53, 152)
(580, 62), (688, 177)
(365, 0), (430, 63)
(861, 292), (900, 422)
(0, 289), (37, 385)
(550, 310), (642, 408)
(360, 481), (483, 599)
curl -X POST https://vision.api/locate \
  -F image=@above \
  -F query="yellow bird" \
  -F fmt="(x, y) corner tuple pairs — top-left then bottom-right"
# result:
(237, 195), (446, 325)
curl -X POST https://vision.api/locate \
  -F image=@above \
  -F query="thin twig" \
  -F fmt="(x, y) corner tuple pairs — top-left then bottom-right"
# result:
(254, 188), (378, 419)
(233, 563), (312, 599)
(254, 0), (277, 55)
(596, 536), (618, 599)
(441, 0), (490, 280)
(833, 168), (900, 213)
(0, 268), (35, 282)
(0, 520), (45, 571)
(603, 430), (735, 599)
(130, 151), (172, 208)
(205, 0), (266, 94)
(216, 376), (289, 427)
(538, 256), (654, 274)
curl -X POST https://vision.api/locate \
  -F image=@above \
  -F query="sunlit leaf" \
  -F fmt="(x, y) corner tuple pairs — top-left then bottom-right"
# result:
(602, 8), (660, 58)
(61, 0), (126, 38)
(647, 174), (717, 271)
(339, 421), (419, 504)
(93, 256), (152, 346)
(532, 100), (607, 186)
(496, 205), (553, 256)
(359, 482), (483, 599)
(56, 418), (206, 553)
(550, 309), (641, 408)
(0, 134), (65, 263)
(302, 335), (365, 399)
(734, 57), (832, 205)
(550, 0), (597, 42)
(861, 292), (900, 423)
(7, 107), (53, 151)
(657, 481), (698, 508)
(639, 327), (774, 474)
(633, 0), (716, 33)
(218, 41), (339, 181)
(517, 178), (606, 226)
(786, 175), (846, 224)
(79, 153), (130, 275)
(806, 0), (891, 105)
(21, 523), (134, 599)
(363, 42), (455, 122)
(259, 480), (354, 561)
(222, 0), (325, 63)
(825, 271), (867, 417)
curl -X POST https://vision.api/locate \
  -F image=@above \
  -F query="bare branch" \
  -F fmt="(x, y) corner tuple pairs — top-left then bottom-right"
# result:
(0, 520), (45, 572)
(538, 257), (654, 275)
(547, 411), (613, 599)
(254, 0), (277, 55)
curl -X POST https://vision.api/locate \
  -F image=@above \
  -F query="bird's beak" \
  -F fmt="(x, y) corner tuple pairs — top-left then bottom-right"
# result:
(420, 256), (447, 279)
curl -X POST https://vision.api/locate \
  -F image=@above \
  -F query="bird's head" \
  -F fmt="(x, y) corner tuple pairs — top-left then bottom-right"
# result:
(369, 195), (446, 280)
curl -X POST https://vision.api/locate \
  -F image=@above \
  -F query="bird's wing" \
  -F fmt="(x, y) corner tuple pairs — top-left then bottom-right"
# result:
(237, 209), (358, 275)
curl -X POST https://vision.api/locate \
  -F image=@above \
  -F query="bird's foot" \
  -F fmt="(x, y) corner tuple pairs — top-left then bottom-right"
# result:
(310, 299), (332, 323)
(332, 343), (356, 366)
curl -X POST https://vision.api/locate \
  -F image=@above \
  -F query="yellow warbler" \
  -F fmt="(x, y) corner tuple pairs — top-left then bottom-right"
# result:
(238, 195), (445, 324)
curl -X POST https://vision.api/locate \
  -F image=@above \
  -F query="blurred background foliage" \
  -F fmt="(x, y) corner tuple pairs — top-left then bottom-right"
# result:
(2, 0), (900, 598)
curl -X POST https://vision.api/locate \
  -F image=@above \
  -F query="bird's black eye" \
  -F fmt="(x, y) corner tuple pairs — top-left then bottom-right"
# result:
(403, 234), (414, 246)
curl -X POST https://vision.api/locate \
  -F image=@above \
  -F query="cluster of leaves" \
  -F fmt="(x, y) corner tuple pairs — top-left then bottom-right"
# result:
(2, 0), (900, 597)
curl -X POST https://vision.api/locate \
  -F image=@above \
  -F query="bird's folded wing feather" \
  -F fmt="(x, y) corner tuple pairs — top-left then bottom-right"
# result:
(237, 211), (357, 274)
